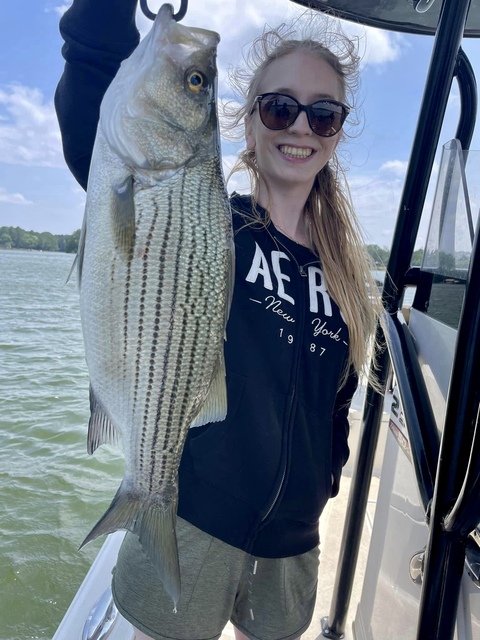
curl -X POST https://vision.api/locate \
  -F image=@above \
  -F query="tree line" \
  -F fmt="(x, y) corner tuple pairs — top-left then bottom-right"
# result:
(366, 244), (424, 268)
(1, 226), (425, 267)
(0, 226), (81, 253)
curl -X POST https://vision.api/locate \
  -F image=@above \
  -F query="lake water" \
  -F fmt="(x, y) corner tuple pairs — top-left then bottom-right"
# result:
(0, 250), (124, 640)
(0, 250), (406, 640)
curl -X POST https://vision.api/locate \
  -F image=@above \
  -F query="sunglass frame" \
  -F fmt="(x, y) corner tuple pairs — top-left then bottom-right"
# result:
(252, 92), (350, 137)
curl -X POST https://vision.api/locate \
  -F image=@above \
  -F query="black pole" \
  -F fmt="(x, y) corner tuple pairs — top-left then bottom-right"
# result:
(455, 47), (477, 147)
(386, 312), (439, 511)
(321, 336), (389, 639)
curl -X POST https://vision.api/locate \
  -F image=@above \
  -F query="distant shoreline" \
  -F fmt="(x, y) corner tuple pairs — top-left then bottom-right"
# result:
(0, 247), (75, 254)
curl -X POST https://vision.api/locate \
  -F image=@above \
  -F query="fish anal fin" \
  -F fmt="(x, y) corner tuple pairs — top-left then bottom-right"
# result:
(87, 386), (122, 454)
(111, 175), (136, 260)
(190, 354), (227, 428)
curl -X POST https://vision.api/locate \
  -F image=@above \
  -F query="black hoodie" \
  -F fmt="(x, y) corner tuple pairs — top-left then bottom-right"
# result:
(55, 0), (357, 558)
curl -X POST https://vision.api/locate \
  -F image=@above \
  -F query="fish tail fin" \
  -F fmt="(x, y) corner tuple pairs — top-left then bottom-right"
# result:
(80, 482), (180, 606)
(138, 499), (180, 607)
(79, 481), (141, 548)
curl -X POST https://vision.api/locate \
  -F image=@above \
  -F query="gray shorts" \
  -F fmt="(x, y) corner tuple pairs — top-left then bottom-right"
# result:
(112, 517), (320, 640)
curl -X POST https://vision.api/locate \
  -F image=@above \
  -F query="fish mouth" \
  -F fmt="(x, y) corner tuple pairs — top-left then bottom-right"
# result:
(278, 145), (314, 159)
(154, 3), (220, 47)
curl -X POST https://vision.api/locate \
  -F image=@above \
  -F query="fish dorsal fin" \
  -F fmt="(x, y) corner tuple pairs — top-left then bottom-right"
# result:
(87, 386), (123, 454)
(111, 176), (136, 260)
(190, 353), (227, 428)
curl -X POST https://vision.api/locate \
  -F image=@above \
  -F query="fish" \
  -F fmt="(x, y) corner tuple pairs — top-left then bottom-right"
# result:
(76, 3), (233, 608)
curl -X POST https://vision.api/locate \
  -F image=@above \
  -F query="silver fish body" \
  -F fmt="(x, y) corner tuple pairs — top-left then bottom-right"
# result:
(77, 5), (233, 607)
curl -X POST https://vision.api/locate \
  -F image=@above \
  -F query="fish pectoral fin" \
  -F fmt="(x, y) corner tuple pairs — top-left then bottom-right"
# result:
(111, 175), (136, 260)
(80, 483), (181, 607)
(224, 222), (235, 337)
(70, 214), (87, 287)
(87, 386), (123, 454)
(189, 353), (227, 428)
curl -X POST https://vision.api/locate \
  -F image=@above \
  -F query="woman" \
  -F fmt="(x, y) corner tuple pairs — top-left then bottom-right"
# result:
(55, 2), (380, 639)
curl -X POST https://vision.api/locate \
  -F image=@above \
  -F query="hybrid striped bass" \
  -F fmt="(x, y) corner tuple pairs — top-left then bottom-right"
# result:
(76, 4), (233, 607)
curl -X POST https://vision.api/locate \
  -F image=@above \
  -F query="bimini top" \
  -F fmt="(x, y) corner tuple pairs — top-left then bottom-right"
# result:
(290, 0), (480, 37)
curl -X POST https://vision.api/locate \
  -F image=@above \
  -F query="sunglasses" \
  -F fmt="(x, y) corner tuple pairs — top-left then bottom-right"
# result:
(251, 92), (350, 138)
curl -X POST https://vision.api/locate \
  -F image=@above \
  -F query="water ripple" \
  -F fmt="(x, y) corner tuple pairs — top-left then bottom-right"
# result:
(0, 250), (123, 640)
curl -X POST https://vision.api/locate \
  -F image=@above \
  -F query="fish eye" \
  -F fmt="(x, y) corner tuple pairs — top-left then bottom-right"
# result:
(186, 70), (208, 95)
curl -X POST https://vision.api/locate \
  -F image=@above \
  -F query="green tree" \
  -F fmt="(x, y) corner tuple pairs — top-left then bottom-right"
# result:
(20, 231), (38, 249)
(365, 244), (390, 268)
(0, 226), (80, 253)
(37, 232), (58, 252)
(411, 248), (424, 266)
(65, 229), (81, 253)
(0, 231), (13, 248)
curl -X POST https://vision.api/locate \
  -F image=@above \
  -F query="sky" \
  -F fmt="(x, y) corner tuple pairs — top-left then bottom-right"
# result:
(1, 0), (480, 249)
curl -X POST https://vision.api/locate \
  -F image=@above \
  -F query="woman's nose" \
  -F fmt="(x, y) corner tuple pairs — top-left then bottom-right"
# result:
(288, 109), (312, 135)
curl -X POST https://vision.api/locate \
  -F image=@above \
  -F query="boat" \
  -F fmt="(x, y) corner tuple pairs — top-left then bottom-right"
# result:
(53, 1), (480, 639)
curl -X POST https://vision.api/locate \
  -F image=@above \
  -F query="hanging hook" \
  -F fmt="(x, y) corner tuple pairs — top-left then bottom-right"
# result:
(173, 0), (188, 22)
(140, 0), (188, 22)
(139, 0), (156, 20)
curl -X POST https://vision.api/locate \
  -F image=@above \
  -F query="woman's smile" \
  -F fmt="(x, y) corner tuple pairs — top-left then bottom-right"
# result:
(277, 144), (315, 159)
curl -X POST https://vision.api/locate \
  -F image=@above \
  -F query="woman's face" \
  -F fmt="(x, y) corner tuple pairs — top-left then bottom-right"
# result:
(245, 50), (344, 194)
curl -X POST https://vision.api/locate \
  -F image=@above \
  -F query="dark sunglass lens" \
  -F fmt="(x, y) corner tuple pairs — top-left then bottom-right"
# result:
(259, 95), (298, 130)
(310, 102), (345, 136)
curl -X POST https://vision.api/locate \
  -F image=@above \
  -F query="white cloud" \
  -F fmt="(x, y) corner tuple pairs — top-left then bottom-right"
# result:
(0, 84), (64, 168)
(0, 188), (33, 205)
(349, 157), (437, 248)
(222, 153), (250, 194)
(44, 2), (72, 17)
(348, 170), (404, 246)
(447, 90), (461, 112)
(380, 160), (409, 176)
(360, 28), (407, 66)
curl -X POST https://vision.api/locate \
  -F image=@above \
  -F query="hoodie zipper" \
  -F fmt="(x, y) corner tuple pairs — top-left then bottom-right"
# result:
(260, 458), (288, 523)
(259, 264), (306, 525)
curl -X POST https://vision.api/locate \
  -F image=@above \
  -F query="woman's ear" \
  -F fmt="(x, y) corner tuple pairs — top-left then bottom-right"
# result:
(245, 114), (256, 152)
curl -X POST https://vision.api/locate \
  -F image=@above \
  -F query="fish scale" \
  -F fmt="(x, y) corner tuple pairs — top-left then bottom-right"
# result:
(126, 163), (228, 486)
(76, 5), (233, 608)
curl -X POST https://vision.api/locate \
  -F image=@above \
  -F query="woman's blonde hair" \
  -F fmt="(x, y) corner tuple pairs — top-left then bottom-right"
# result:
(223, 17), (383, 384)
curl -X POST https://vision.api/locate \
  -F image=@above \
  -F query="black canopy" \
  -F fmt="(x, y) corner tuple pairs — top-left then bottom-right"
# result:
(290, 0), (480, 36)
